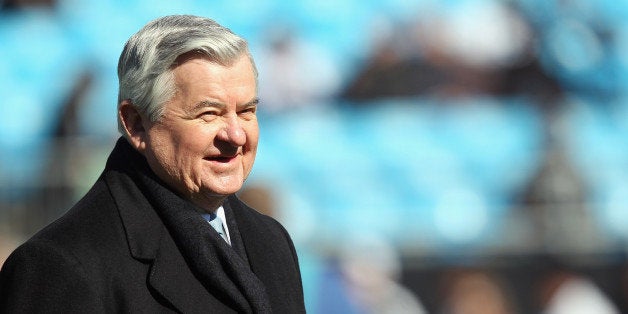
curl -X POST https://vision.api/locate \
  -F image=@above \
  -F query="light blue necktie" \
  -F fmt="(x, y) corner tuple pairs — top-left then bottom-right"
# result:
(203, 213), (229, 244)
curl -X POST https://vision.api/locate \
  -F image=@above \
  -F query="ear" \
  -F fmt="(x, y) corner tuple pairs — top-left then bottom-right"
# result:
(118, 100), (148, 153)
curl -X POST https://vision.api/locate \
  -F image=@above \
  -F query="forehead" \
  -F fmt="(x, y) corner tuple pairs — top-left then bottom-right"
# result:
(172, 53), (255, 82)
(170, 54), (257, 103)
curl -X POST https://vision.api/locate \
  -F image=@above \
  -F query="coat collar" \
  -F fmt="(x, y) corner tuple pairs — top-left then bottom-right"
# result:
(105, 166), (162, 261)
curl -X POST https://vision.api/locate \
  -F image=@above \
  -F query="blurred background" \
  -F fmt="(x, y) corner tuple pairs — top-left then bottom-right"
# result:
(1, 0), (628, 313)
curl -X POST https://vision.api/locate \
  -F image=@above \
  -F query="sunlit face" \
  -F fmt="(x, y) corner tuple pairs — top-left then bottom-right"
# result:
(140, 54), (258, 210)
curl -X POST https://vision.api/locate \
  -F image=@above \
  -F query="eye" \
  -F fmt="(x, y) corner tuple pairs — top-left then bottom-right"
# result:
(238, 106), (257, 116)
(198, 110), (220, 121)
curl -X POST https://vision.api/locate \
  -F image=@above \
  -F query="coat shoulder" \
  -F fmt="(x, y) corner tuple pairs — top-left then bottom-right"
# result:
(31, 177), (126, 257)
(0, 231), (106, 313)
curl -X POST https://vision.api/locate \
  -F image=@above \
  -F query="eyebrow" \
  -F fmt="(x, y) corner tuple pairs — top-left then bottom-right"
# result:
(239, 98), (260, 109)
(191, 97), (259, 112)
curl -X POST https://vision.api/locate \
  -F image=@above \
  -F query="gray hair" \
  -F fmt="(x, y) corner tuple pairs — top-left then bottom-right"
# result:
(117, 15), (257, 134)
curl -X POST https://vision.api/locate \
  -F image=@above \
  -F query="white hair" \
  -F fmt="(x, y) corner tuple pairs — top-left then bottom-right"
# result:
(117, 15), (257, 134)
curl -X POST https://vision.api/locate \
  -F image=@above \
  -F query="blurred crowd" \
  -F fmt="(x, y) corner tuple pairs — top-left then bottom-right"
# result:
(2, 0), (628, 313)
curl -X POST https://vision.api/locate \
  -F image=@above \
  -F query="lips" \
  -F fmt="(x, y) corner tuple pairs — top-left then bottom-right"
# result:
(205, 155), (237, 163)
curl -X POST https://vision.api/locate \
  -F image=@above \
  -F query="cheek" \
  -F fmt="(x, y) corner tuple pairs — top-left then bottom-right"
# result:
(246, 123), (260, 150)
(149, 127), (199, 170)
(244, 126), (259, 168)
(180, 126), (217, 154)
(143, 134), (185, 184)
(247, 134), (259, 152)
(146, 130), (174, 164)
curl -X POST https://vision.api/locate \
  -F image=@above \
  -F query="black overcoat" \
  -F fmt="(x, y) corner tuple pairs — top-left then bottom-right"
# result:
(0, 138), (305, 313)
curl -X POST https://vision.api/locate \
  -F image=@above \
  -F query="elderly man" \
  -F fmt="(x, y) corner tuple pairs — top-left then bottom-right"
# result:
(0, 15), (305, 313)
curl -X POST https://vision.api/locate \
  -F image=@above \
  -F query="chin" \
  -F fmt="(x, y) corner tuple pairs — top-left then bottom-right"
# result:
(206, 181), (244, 196)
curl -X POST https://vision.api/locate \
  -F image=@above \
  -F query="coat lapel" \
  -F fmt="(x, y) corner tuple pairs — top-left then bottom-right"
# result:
(148, 229), (235, 313)
(137, 176), (267, 313)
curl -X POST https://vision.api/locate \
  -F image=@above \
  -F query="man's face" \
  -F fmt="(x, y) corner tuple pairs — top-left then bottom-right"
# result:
(141, 55), (259, 209)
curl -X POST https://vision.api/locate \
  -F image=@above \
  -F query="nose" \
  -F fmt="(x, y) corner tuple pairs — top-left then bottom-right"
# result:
(218, 115), (246, 147)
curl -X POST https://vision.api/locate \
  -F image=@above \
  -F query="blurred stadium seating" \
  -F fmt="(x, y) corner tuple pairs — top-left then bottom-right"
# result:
(0, 0), (628, 253)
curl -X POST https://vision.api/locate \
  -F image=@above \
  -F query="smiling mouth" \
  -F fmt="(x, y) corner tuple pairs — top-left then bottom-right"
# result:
(205, 156), (236, 163)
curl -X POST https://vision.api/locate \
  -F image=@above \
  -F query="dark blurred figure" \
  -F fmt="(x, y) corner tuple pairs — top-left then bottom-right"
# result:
(340, 32), (449, 100)
(340, 19), (450, 100)
(8, 70), (95, 237)
(37, 70), (94, 228)
(341, 2), (563, 106)
(519, 107), (595, 252)
(438, 268), (516, 314)
(1, 0), (55, 11)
